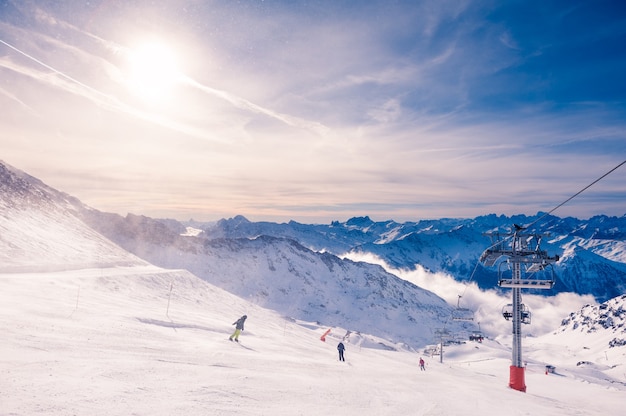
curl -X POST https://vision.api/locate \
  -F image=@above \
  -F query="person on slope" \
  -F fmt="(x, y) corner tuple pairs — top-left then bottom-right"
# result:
(229, 315), (247, 342)
(419, 357), (426, 371)
(337, 341), (346, 361)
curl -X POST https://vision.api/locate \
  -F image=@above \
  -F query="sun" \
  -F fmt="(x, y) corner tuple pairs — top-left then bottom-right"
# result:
(125, 41), (182, 103)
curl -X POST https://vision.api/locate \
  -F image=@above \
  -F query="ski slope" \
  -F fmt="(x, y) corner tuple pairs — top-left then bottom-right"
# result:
(1, 265), (623, 415)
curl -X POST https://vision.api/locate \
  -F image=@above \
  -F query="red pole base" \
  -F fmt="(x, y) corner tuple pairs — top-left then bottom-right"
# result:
(509, 365), (526, 392)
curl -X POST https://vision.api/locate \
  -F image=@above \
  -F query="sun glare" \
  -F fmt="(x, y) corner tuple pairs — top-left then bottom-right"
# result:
(126, 41), (181, 103)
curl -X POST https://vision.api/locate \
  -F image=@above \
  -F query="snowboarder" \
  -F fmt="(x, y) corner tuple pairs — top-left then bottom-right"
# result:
(229, 315), (247, 342)
(419, 357), (425, 371)
(337, 341), (345, 361)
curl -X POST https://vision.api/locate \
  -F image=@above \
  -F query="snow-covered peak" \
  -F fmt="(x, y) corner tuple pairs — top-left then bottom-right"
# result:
(191, 212), (626, 302)
(0, 161), (146, 271)
(559, 295), (626, 338)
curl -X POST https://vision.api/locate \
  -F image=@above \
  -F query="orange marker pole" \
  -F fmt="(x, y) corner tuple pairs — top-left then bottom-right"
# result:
(320, 329), (331, 342)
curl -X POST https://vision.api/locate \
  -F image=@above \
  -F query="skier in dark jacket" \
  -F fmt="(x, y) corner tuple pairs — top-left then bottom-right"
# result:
(229, 315), (247, 342)
(337, 342), (345, 361)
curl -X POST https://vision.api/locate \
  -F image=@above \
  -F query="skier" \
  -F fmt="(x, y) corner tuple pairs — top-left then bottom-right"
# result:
(337, 341), (345, 361)
(229, 315), (247, 342)
(419, 357), (425, 371)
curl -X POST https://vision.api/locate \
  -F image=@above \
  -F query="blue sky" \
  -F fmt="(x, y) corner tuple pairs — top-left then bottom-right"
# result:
(1, 0), (625, 223)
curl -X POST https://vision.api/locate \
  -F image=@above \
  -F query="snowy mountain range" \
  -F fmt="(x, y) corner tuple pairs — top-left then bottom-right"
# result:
(1, 160), (625, 348)
(76, 207), (626, 303)
(0, 161), (470, 348)
(191, 214), (626, 302)
(2, 159), (626, 415)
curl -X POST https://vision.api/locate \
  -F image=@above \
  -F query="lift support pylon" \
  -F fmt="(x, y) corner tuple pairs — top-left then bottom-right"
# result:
(480, 226), (558, 392)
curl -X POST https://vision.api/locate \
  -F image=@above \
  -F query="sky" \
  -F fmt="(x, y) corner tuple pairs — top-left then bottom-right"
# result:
(2, 265), (624, 415)
(1, 0), (625, 224)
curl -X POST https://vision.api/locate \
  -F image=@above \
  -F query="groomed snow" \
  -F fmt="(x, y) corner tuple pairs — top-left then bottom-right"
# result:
(1, 265), (623, 415)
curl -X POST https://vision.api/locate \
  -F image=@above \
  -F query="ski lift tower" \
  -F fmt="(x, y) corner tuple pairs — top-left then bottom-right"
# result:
(480, 225), (559, 392)
(434, 328), (451, 364)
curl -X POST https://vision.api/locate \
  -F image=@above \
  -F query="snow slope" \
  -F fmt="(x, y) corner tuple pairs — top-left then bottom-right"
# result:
(1, 160), (624, 414)
(1, 265), (624, 415)
(119, 233), (465, 348)
(1, 160), (470, 350)
(0, 161), (145, 272)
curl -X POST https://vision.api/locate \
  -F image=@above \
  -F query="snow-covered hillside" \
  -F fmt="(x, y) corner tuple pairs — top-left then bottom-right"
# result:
(0, 160), (469, 348)
(556, 295), (626, 352)
(1, 160), (625, 414)
(2, 266), (625, 415)
(124, 233), (463, 348)
(0, 162), (145, 272)
(70, 213), (471, 348)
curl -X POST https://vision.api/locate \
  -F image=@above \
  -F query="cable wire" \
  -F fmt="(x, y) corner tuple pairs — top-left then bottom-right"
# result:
(455, 158), (626, 311)
(525, 159), (626, 230)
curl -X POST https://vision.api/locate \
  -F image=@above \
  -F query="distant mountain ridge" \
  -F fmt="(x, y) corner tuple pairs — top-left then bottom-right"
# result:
(73, 215), (469, 347)
(195, 214), (626, 302)
(1, 160), (625, 347)
(0, 161), (469, 348)
(3, 159), (624, 302)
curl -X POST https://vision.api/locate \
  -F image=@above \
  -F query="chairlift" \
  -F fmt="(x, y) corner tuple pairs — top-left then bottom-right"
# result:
(521, 304), (531, 324)
(497, 261), (556, 289)
(501, 303), (531, 324)
(452, 295), (474, 321)
(469, 332), (484, 342)
(502, 304), (513, 320)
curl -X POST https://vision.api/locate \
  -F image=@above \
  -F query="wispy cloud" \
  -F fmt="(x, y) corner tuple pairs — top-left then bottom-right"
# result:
(0, 37), (229, 143)
(499, 31), (520, 50)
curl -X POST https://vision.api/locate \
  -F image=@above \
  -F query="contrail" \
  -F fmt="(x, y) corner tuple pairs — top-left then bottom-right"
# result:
(0, 36), (327, 139)
(182, 76), (329, 136)
(23, 7), (328, 136)
(0, 37), (227, 143)
(38, 14), (330, 137)
(0, 85), (34, 111)
(0, 38), (118, 103)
